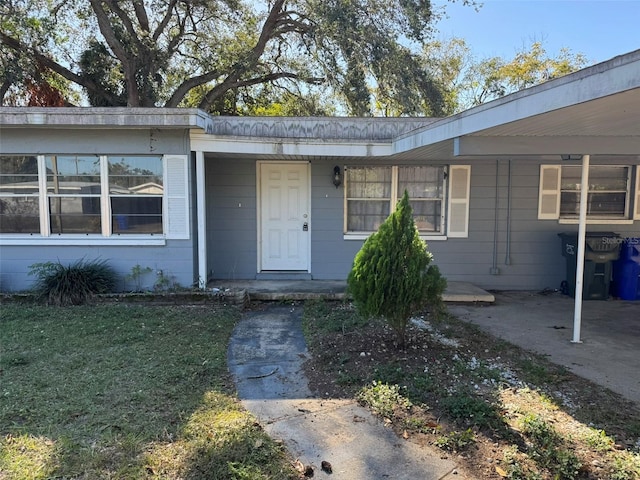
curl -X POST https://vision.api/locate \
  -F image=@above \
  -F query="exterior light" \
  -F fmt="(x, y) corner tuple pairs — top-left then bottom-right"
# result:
(333, 166), (342, 188)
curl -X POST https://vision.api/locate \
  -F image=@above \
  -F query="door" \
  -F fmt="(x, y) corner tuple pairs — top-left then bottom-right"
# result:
(259, 162), (310, 271)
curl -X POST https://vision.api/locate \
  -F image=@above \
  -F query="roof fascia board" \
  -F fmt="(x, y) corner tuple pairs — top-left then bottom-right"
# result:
(395, 50), (640, 154)
(0, 107), (210, 130)
(453, 135), (640, 156)
(190, 132), (393, 157)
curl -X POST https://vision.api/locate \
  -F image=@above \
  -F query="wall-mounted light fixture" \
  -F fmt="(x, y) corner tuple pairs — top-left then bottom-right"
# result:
(333, 166), (342, 188)
(561, 154), (583, 161)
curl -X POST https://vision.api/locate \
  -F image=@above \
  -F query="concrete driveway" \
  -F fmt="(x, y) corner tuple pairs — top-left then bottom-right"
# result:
(447, 290), (640, 405)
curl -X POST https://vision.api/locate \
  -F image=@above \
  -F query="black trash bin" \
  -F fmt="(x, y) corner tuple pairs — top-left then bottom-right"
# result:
(612, 238), (640, 300)
(558, 232), (621, 300)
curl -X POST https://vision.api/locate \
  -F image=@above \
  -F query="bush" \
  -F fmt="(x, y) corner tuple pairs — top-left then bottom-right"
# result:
(347, 190), (446, 347)
(29, 259), (117, 306)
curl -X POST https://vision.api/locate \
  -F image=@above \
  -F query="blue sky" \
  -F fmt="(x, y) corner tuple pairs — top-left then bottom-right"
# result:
(433, 0), (640, 65)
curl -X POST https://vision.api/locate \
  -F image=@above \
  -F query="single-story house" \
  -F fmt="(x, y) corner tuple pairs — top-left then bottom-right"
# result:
(1, 49), (639, 294)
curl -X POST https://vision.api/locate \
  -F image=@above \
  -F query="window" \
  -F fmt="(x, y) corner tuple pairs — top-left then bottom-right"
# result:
(539, 165), (638, 221)
(344, 165), (470, 237)
(0, 155), (40, 233)
(0, 154), (188, 239)
(109, 156), (163, 234)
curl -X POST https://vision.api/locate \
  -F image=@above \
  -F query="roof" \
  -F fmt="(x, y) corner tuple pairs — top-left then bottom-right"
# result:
(2, 49), (640, 162)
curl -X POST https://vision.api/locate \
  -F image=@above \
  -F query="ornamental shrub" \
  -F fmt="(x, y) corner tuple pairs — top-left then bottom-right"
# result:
(347, 190), (446, 347)
(29, 258), (118, 306)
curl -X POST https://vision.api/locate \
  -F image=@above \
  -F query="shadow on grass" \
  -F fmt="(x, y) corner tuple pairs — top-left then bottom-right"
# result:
(0, 304), (297, 480)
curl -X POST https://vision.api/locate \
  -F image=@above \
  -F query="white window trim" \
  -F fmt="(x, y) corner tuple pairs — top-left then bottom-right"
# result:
(539, 164), (637, 223)
(0, 154), (186, 242)
(343, 165), (451, 237)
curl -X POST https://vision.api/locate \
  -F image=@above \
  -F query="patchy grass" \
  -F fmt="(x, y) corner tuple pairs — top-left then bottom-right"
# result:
(302, 299), (640, 479)
(0, 304), (298, 479)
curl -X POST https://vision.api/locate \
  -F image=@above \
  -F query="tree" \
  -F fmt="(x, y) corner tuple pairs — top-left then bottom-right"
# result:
(347, 191), (446, 348)
(0, 0), (464, 116)
(424, 39), (588, 114)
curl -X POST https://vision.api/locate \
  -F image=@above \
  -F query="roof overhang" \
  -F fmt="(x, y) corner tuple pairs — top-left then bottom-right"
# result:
(393, 49), (640, 160)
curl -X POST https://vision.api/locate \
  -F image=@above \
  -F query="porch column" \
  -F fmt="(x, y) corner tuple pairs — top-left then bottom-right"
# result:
(196, 150), (207, 289)
(572, 154), (590, 343)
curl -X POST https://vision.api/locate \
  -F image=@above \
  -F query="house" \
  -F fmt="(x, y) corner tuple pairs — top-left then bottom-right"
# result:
(1, 49), (639, 293)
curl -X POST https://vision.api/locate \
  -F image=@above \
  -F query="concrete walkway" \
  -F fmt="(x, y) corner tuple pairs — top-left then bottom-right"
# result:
(228, 304), (471, 479)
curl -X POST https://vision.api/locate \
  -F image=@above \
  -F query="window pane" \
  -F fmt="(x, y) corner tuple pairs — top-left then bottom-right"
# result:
(0, 197), (40, 233)
(0, 156), (39, 193)
(46, 156), (101, 194)
(411, 200), (442, 232)
(49, 198), (101, 234)
(347, 200), (389, 231)
(108, 156), (163, 193)
(398, 166), (444, 199)
(561, 166), (629, 218)
(346, 167), (391, 198)
(111, 197), (162, 234)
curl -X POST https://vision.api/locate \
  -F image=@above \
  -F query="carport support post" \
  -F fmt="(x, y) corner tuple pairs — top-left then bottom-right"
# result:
(572, 154), (590, 343)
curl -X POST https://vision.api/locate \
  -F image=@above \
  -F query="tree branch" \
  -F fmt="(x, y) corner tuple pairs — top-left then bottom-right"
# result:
(0, 31), (121, 106)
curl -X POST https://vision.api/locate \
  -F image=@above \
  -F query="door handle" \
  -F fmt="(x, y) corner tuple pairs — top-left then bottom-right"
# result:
(303, 222), (308, 231)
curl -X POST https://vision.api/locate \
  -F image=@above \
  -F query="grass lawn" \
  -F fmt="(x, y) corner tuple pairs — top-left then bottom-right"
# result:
(0, 304), (298, 479)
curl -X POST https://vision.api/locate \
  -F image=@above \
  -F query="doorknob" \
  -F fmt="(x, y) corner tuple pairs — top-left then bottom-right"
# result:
(303, 222), (309, 231)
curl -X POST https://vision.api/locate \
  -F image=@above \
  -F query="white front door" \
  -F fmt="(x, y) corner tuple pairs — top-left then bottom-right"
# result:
(259, 162), (310, 271)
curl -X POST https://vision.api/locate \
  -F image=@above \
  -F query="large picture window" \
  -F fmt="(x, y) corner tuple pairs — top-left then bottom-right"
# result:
(345, 165), (446, 234)
(0, 154), (188, 239)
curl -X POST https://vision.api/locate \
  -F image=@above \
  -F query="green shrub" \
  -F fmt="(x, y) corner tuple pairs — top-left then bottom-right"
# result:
(347, 191), (446, 347)
(29, 259), (117, 306)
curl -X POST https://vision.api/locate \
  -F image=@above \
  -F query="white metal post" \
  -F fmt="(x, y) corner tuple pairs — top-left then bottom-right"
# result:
(196, 151), (207, 289)
(572, 154), (590, 343)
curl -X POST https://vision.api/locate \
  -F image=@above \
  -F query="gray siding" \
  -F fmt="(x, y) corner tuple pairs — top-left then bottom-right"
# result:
(0, 127), (196, 292)
(0, 128), (189, 155)
(0, 241), (194, 292)
(206, 157), (640, 291)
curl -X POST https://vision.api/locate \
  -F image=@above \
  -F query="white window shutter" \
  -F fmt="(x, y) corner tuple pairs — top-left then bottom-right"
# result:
(635, 167), (640, 220)
(538, 165), (561, 220)
(163, 155), (190, 239)
(447, 165), (471, 238)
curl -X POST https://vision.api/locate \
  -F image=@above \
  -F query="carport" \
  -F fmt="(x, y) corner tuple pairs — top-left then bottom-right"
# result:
(393, 50), (640, 344)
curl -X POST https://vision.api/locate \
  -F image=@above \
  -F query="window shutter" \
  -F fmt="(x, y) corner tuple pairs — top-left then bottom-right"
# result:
(447, 165), (471, 238)
(538, 165), (561, 220)
(163, 155), (190, 239)
(635, 167), (640, 220)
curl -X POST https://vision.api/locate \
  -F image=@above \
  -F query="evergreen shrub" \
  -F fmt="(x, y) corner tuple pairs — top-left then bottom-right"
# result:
(347, 191), (446, 347)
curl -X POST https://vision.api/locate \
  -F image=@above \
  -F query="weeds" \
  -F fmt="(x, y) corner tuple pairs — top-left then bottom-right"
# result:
(356, 382), (412, 419)
(434, 428), (476, 452)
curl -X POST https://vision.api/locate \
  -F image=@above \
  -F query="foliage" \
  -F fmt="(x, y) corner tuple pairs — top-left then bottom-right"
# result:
(423, 39), (588, 113)
(520, 414), (582, 479)
(29, 258), (117, 305)
(441, 391), (503, 429)
(434, 428), (475, 452)
(0, 0), (463, 115)
(125, 263), (153, 292)
(0, 304), (298, 479)
(356, 381), (412, 419)
(347, 191), (446, 347)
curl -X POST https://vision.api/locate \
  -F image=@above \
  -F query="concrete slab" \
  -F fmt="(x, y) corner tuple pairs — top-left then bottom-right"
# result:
(228, 305), (470, 479)
(212, 279), (495, 303)
(448, 290), (640, 405)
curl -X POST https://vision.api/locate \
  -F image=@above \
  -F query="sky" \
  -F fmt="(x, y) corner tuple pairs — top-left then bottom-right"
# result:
(432, 0), (640, 65)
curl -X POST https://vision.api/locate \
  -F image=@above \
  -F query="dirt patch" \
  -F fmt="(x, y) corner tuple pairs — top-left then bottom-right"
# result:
(301, 300), (640, 479)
